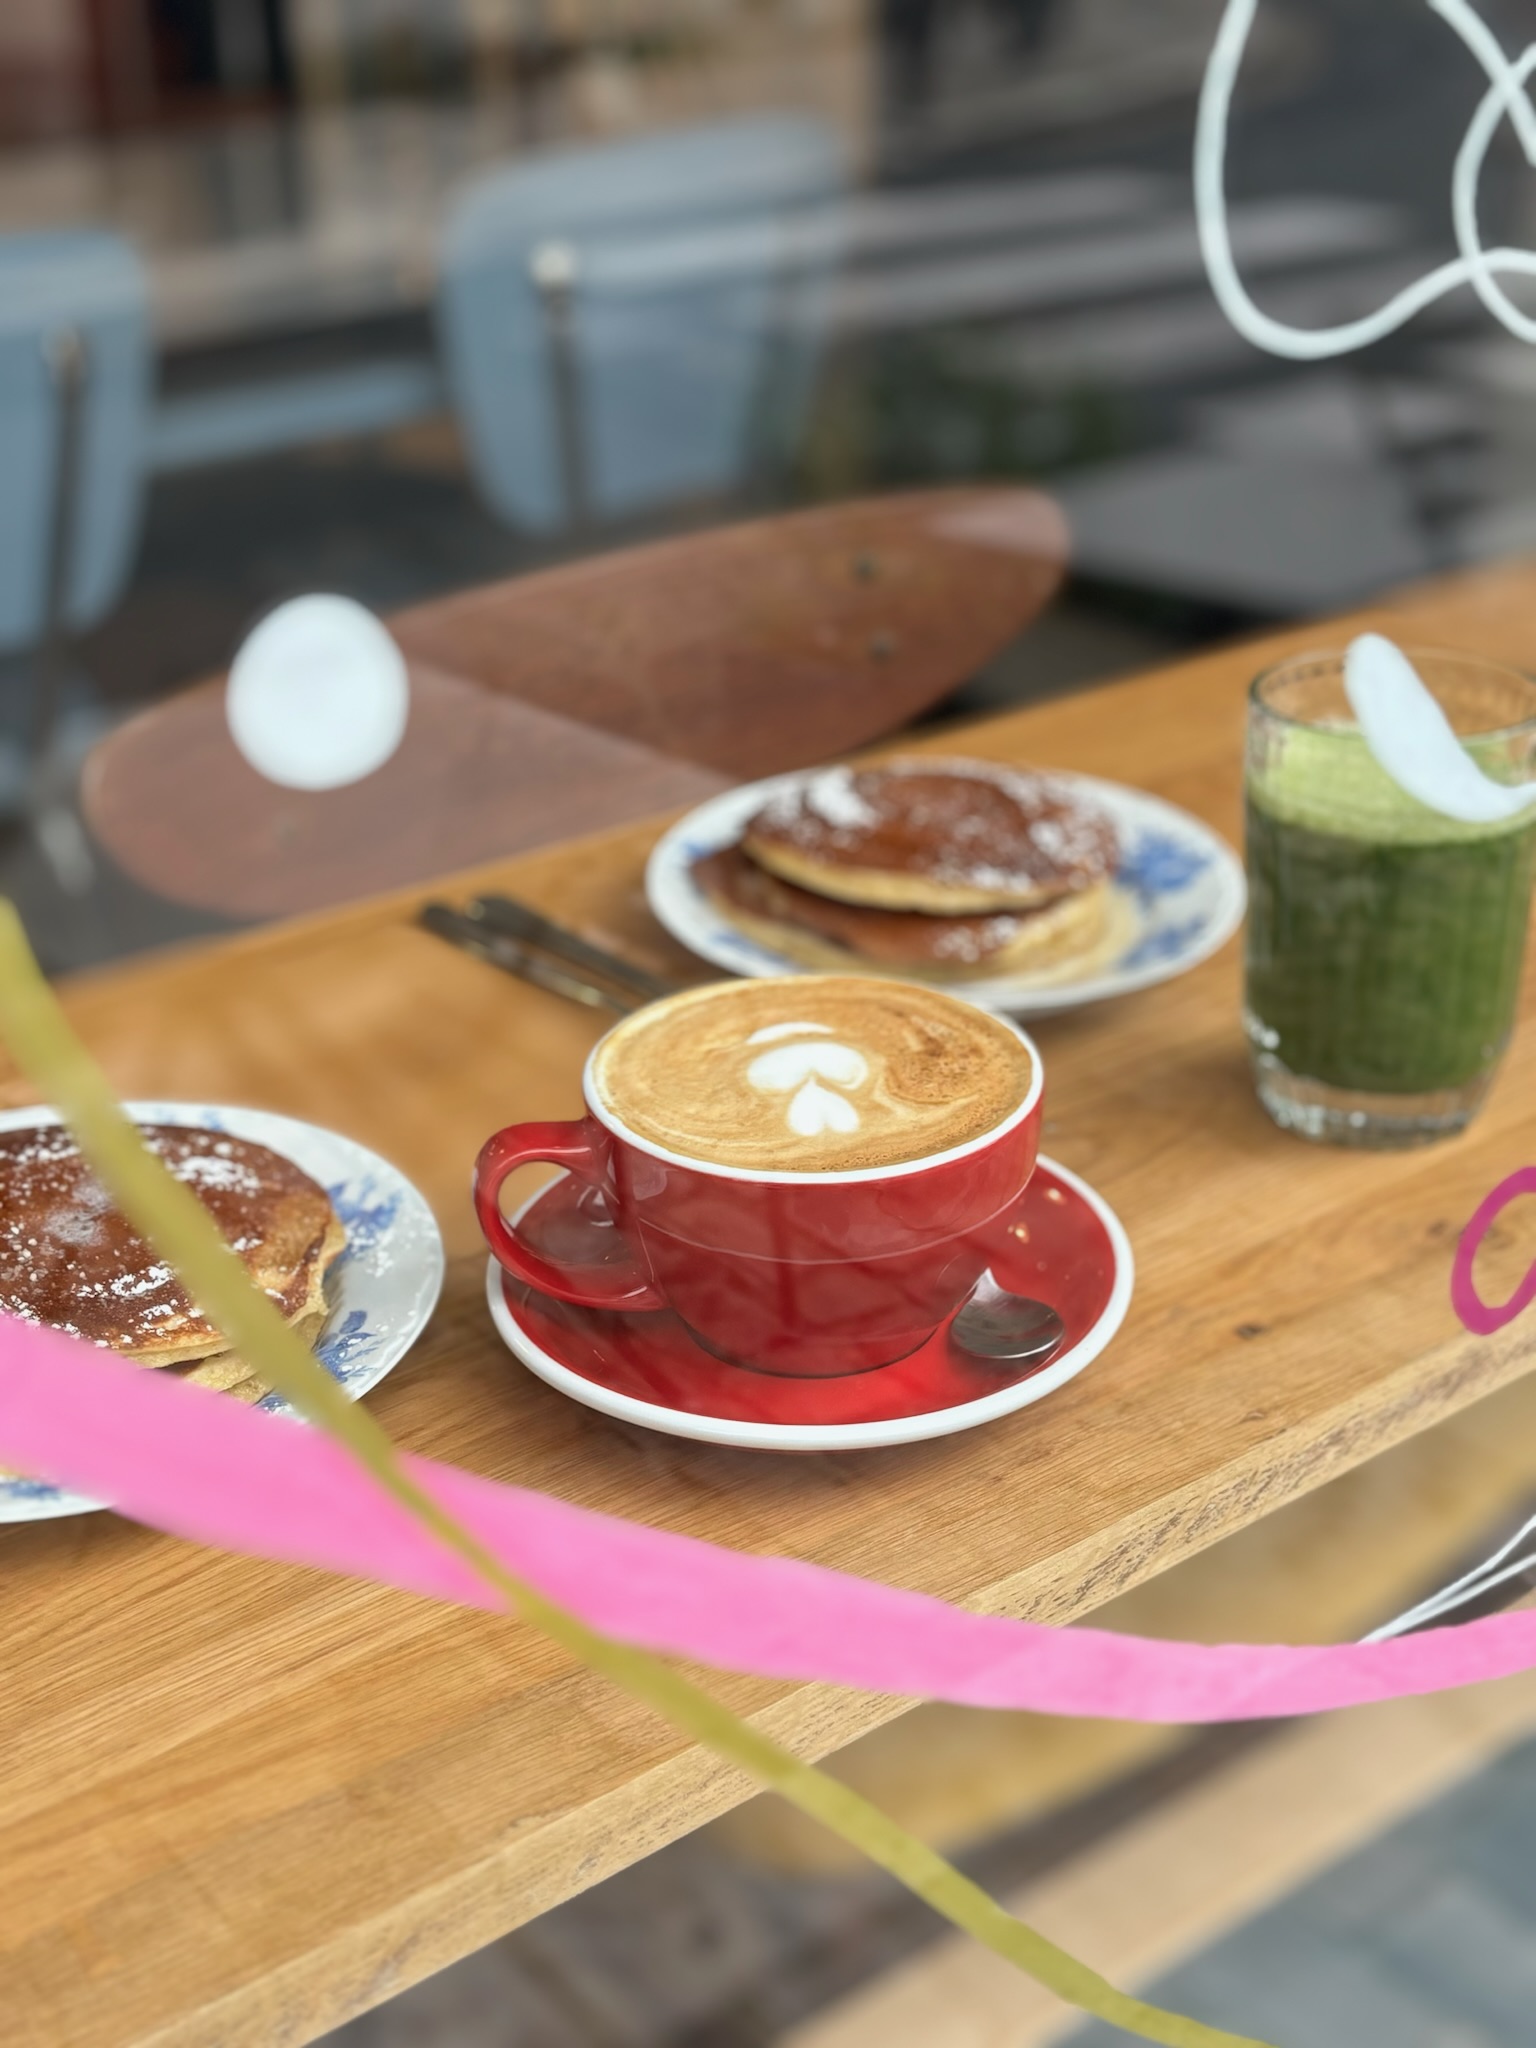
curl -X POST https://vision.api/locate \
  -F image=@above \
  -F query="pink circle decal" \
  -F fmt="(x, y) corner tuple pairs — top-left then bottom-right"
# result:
(1452, 1167), (1536, 1337)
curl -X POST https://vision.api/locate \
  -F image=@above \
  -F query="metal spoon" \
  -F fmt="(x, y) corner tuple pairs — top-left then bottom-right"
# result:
(951, 1291), (1065, 1366)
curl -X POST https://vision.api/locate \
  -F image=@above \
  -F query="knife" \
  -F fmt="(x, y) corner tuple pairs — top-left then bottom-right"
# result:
(417, 902), (637, 1014)
(467, 894), (682, 1007)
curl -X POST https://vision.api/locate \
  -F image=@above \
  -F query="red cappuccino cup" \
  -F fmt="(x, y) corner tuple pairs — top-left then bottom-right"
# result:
(475, 974), (1043, 1377)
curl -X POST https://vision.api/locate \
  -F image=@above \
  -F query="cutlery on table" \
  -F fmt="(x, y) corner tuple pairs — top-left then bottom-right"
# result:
(419, 903), (637, 1013)
(951, 1291), (1065, 1366)
(468, 894), (681, 1007)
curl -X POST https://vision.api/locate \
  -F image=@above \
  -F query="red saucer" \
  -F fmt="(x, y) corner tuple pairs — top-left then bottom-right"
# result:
(486, 1157), (1132, 1450)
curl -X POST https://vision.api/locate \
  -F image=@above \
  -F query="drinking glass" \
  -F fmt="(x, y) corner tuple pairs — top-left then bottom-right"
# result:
(1244, 647), (1536, 1147)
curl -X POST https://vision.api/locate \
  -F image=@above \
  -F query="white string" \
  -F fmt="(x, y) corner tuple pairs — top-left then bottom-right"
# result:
(1365, 1550), (1536, 1640)
(1363, 1506), (1536, 1641)
(1196, 0), (1536, 359)
(1453, 38), (1536, 342)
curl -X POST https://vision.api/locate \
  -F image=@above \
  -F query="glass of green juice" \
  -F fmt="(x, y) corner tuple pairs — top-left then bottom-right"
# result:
(1245, 648), (1536, 1147)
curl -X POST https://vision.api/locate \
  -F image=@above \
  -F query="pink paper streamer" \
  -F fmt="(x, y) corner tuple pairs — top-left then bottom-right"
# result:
(6, 1311), (1536, 1724)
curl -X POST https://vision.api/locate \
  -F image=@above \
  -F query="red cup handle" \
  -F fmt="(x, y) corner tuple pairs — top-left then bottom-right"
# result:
(474, 1118), (666, 1312)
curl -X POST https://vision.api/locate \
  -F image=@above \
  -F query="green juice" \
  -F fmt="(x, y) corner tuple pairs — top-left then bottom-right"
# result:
(1244, 727), (1536, 1096)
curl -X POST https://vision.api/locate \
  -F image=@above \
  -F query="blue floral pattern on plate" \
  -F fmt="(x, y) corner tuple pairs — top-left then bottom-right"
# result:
(1118, 916), (1213, 971)
(647, 769), (1246, 1017)
(0, 1103), (444, 1521)
(1117, 829), (1215, 903)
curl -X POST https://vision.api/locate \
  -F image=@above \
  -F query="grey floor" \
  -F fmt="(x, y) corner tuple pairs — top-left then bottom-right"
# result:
(321, 1729), (1272, 2048)
(317, 1728), (1536, 2048)
(1064, 1734), (1536, 2048)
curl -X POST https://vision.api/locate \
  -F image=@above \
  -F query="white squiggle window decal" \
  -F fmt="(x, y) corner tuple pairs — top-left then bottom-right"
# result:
(1197, 0), (1536, 358)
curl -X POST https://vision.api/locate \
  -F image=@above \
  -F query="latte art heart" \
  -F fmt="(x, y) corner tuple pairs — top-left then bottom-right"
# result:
(786, 1077), (861, 1137)
(591, 976), (1034, 1174)
(745, 1034), (871, 1137)
(746, 1038), (869, 1091)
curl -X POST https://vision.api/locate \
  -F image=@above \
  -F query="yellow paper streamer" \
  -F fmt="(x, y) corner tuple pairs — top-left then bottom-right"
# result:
(0, 900), (1272, 2048)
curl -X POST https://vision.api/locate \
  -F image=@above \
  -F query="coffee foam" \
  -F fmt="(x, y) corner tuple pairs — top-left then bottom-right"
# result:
(590, 976), (1034, 1173)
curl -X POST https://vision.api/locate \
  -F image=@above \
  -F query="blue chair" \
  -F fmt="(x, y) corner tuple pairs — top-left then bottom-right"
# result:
(436, 114), (847, 535)
(0, 231), (150, 903)
(0, 230), (151, 658)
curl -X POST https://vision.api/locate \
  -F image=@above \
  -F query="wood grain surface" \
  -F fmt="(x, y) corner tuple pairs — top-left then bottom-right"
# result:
(7, 559), (1536, 2048)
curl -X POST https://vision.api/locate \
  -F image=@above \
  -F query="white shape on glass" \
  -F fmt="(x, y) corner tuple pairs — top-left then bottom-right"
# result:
(226, 594), (410, 791)
(1344, 635), (1536, 825)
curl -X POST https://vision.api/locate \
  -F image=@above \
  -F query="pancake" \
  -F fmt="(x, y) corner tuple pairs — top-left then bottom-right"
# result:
(692, 843), (1119, 981)
(743, 759), (1119, 914)
(0, 1123), (345, 1370)
(175, 1305), (330, 1406)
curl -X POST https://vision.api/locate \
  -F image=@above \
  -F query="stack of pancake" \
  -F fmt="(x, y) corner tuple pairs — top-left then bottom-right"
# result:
(0, 1123), (345, 1406)
(693, 757), (1123, 981)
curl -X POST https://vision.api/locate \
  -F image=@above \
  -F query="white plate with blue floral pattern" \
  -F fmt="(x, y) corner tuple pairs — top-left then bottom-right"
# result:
(0, 1102), (444, 1523)
(645, 767), (1246, 1015)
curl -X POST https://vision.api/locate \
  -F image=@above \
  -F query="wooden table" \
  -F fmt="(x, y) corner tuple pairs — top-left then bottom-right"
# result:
(7, 560), (1536, 2048)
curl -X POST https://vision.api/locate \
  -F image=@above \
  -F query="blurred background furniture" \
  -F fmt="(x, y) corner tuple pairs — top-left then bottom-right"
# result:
(140, 105), (850, 502)
(80, 484), (1068, 917)
(0, 227), (150, 892)
(2, 110), (849, 522)
(1054, 369), (1483, 616)
(437, 112), (848, 536)
(387, 483), (1067, 770)
(0, 230), (150, 663)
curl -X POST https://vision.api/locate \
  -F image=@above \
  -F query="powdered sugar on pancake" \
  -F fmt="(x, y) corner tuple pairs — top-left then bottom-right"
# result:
(791, 768), (880, 833)
(170, 1145), (265, 1196)
(748, 758), (1118, 899)
(929, 915), (1029, 964)
(0, 1123), (338, 1356)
